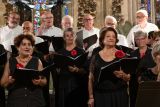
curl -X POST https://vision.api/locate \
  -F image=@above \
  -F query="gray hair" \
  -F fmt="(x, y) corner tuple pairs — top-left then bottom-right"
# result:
(134, 30), (148, 39)
(61, 15), (73, 23)
(105, 15), (117, 26)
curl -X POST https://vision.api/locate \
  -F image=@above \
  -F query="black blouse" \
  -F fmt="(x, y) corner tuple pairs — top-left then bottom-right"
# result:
(90, 53), (127, 91)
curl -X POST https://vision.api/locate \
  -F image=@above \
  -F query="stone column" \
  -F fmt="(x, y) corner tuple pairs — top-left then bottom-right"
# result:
(127, 0), (138, 25)
(121, 0), (129, 21)
(95, 0), (105, 28)
(72, 0), (78, 31)
(0, 0), (6, 26)
(150, 0), (155, 23)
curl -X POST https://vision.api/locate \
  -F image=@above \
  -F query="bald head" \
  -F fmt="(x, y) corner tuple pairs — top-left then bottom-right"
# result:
(22, 21), (34, 35)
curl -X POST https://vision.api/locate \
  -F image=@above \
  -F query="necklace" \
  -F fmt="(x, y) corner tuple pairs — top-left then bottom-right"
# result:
(17, 56), (31, 64)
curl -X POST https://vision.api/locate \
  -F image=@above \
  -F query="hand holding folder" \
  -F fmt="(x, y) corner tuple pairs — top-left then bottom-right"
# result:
(98, 57), (138, 83)
(12, 63), (55, 86)
(53, 52), (88, 68)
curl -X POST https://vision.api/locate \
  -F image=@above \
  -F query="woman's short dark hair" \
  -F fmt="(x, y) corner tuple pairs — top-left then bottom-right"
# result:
(14, 34), (35, 47)
(99, 27), (118, 48)
(148, 31), (155, 39)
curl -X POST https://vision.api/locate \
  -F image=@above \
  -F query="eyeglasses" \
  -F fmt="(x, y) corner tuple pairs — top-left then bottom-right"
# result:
(136, 16), (145, 19)
(135, 37), (146, 41)
(44, 17), (53, 19)
(84, 18), (93, 21)
(9, 16), (20, 20)
(106, 22), (115, 26)
(23, 27), (31, 30)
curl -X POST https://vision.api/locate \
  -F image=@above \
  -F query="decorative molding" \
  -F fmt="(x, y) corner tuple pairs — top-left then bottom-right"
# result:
(77, 0), (96, 29)
(2, 0), (13, 19)
(2, 0), (32, 25)
(112, 0), (123, 23)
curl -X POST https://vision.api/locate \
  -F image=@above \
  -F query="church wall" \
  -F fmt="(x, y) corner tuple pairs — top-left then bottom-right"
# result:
(0, 0), (6, 27)
(0, 0), (157, 29)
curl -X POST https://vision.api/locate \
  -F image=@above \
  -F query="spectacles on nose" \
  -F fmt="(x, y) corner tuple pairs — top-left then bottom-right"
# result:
(9, 16), (20, 20)
(135, 37), (146, 41)
(23, 27), (31, 30)
(136, 16), (145, 19)
(84, 18), (93, 21)
(44, 17), (53, 19)
(106, 23), (115, 26)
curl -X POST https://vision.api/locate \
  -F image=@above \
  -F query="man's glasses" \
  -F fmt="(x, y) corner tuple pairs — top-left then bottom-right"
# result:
(136, 16), (145, 19)
(9, 16), (20, 20)
(23, 27), (31, 30)
(106, 22), (115, 26)
(135, 37), (146, 41)
(84, 18), (93, 21)
(44, 17), (53, 19)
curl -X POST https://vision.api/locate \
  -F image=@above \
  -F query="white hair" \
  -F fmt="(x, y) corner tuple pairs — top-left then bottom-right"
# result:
(134, 30), (148, 39)
(136, 9), (148, 17)
(61, 15), (73, 23)
(105, 15), (117, 25)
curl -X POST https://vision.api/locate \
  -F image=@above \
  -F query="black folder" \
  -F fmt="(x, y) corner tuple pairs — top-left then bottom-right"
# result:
(0, 52), (7, 65)
(83, 34), (98, 50)
(12, 63), (55, 85)
(98, 57), (138, 83)
(37, 35), (64, 51)
(11, 45), (18, 56)
(34, 41), (49, 55)
(37, 35), (53, 42)
(53, 52), (88, 68)
(51, 37), (64, 51)
(116, 45), (134, 54)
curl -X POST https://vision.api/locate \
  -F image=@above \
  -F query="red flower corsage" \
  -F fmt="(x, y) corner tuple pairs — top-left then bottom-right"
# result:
(71, 49), (77, 57)
(16, 63), (24, 69)
(115, 50), (126, 58)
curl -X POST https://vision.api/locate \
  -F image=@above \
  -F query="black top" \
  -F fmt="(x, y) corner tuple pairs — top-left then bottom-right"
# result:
(57, 47), (86, 89)
(0, 44), (6, 78)
(7, 56), (45, 107)
(91, 53), (127, 91)
(56, 47), (88, 107)
(130, 47), (156, 77)
(0, 44), (6, 107)
(92, 45), (133, 58)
